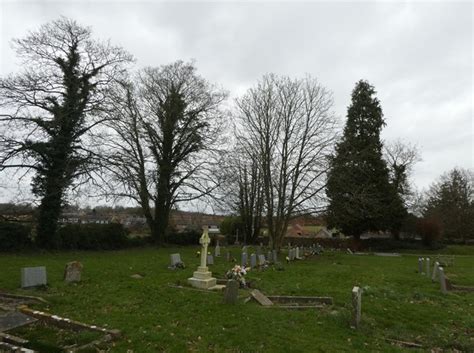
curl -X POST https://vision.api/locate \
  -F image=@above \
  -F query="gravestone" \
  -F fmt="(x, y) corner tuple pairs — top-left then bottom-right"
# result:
(215, 243), (221, 257)
(170, 253), (183, 267)
(347, 248), (353, 255)
(418, 257), (424, 274)
(432, 261), (440, 282)
(223, 279), (239, 304)
(64, 261), (83, 283)
(258, 254), (266, 266)
(241, 252), (248, 267)
(351, 286), (362, 329)
(21, 267), (47, 288)
(267, 251), (272, 263)
(439, 267), (447, 294)
(426, 257), (431, 277)
(295, 247), (300, 259)
(188, 226), (216, 289)
(207, 254), (214, 265)
(272, 250), (278, 263)
(250, 253), (257, 268)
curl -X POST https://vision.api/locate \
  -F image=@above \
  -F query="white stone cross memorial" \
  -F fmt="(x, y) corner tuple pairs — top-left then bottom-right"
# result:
(188, 226), (217, 289)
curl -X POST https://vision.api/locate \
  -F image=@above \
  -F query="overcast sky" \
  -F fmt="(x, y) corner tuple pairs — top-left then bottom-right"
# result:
(0, 0), (472, 205)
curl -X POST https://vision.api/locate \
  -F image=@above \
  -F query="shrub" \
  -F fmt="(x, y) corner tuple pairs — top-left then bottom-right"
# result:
(164, 229), (201, 245)
(57, 223), (129, 250)
(416, 217), (442, 246)
(0, 222), (32, 251)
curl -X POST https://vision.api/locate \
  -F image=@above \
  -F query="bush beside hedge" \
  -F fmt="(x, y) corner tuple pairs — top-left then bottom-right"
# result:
(164, 229), (201, 245)
(57, 223), (129, 250)
(0, 222), (32, 251)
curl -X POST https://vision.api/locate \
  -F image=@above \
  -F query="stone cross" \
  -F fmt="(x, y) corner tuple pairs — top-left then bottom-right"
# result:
(351, 286), (362, 329)
(199, 226), (211, 270)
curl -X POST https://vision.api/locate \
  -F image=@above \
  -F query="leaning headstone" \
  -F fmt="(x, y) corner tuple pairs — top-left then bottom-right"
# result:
(207, 254), (214, 265)
(241, 252), (248, 267)
(64, 261), (83, 283)
(250, 253), (257, 268)
(258, 254), (266, 266)
(351, 286), (362, 329)
(223, 280), (239, 304)
(347, 248), (353, 255)
(426, 257), (431, 277)
(439, 267), (447, 294)
(431, 261), (440, 282)
(272, 250), (278, 263)
(21, 267), (47, 288)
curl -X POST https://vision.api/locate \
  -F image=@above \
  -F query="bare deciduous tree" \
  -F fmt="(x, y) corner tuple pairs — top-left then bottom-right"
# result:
(236, 74), (338, 249)
(104, 61), (227, 244)
(0, 17), (132, 248)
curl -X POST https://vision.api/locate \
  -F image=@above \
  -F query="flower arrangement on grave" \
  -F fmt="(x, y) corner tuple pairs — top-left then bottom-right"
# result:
(226, 265), (250, 288)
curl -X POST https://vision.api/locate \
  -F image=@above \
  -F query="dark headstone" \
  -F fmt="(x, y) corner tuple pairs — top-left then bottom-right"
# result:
(223, 280), (239, 304)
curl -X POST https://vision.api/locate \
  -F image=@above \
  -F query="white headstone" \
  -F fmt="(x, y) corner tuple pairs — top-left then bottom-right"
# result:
(426, 257), (431, 277)
(21, 267), (47, 288)
(439, 267), (447, 294)
(351, 286), (362, 329)
(431, 261), (439, 282)
(258, 254), (266, 266)
(215, 244), (221, 257)
(207, 254), (214, 265)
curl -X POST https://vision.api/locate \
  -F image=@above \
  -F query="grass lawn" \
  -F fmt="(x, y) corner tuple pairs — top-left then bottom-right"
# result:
(0, 246), (473, 352)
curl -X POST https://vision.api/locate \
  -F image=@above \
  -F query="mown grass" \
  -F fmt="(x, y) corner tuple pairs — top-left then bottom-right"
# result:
(0, 246), (473, 352)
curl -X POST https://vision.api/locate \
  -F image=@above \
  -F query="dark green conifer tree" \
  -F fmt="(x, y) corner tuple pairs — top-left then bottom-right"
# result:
(326, 80), (403, 239)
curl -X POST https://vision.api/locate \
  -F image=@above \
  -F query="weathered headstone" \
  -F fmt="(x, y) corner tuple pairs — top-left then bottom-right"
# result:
(258, 254), (266, 266)
(251, 289), (273, 306)
(431, 261), (440, 282)
(207, 254), (214, 265)
(21, 267), (47, 288)
(64, 261), (83, 283)
(223, 279), (239, 304)
(351, 286), (362, 329)
(170, 253), (182, 267)
(241, 252), (248, 267)
(439, 267), (447, 294)
(426, 257), (431, 277)
(295, 247), (300, 259)
(267, 251), (272, 263)
(215, 243), (221, 257)
(347, 248), (353, 255)
(418, 257), (424, 274)
(250, 253), (257, 268)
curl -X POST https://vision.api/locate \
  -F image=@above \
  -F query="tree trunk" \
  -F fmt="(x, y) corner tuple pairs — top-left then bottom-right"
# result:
(36, 183), (63, 249)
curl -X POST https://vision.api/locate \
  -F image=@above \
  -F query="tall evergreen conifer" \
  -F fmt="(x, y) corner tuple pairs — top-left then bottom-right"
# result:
(326, 80), (402, 239)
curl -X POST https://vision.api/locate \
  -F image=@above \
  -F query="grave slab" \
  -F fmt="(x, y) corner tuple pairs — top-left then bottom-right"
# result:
(21, 267), (47, 288)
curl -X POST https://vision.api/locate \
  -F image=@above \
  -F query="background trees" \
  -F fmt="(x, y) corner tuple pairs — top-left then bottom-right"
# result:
(104, 61), (227, 244)
(0, 18), (132, 248)
(423, 168), (474, 242)
(326, 80), (402, 239)
(235, 74), (338, 249)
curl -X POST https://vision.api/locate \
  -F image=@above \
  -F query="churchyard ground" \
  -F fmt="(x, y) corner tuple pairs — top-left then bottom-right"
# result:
(0, 246), (473, 352)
